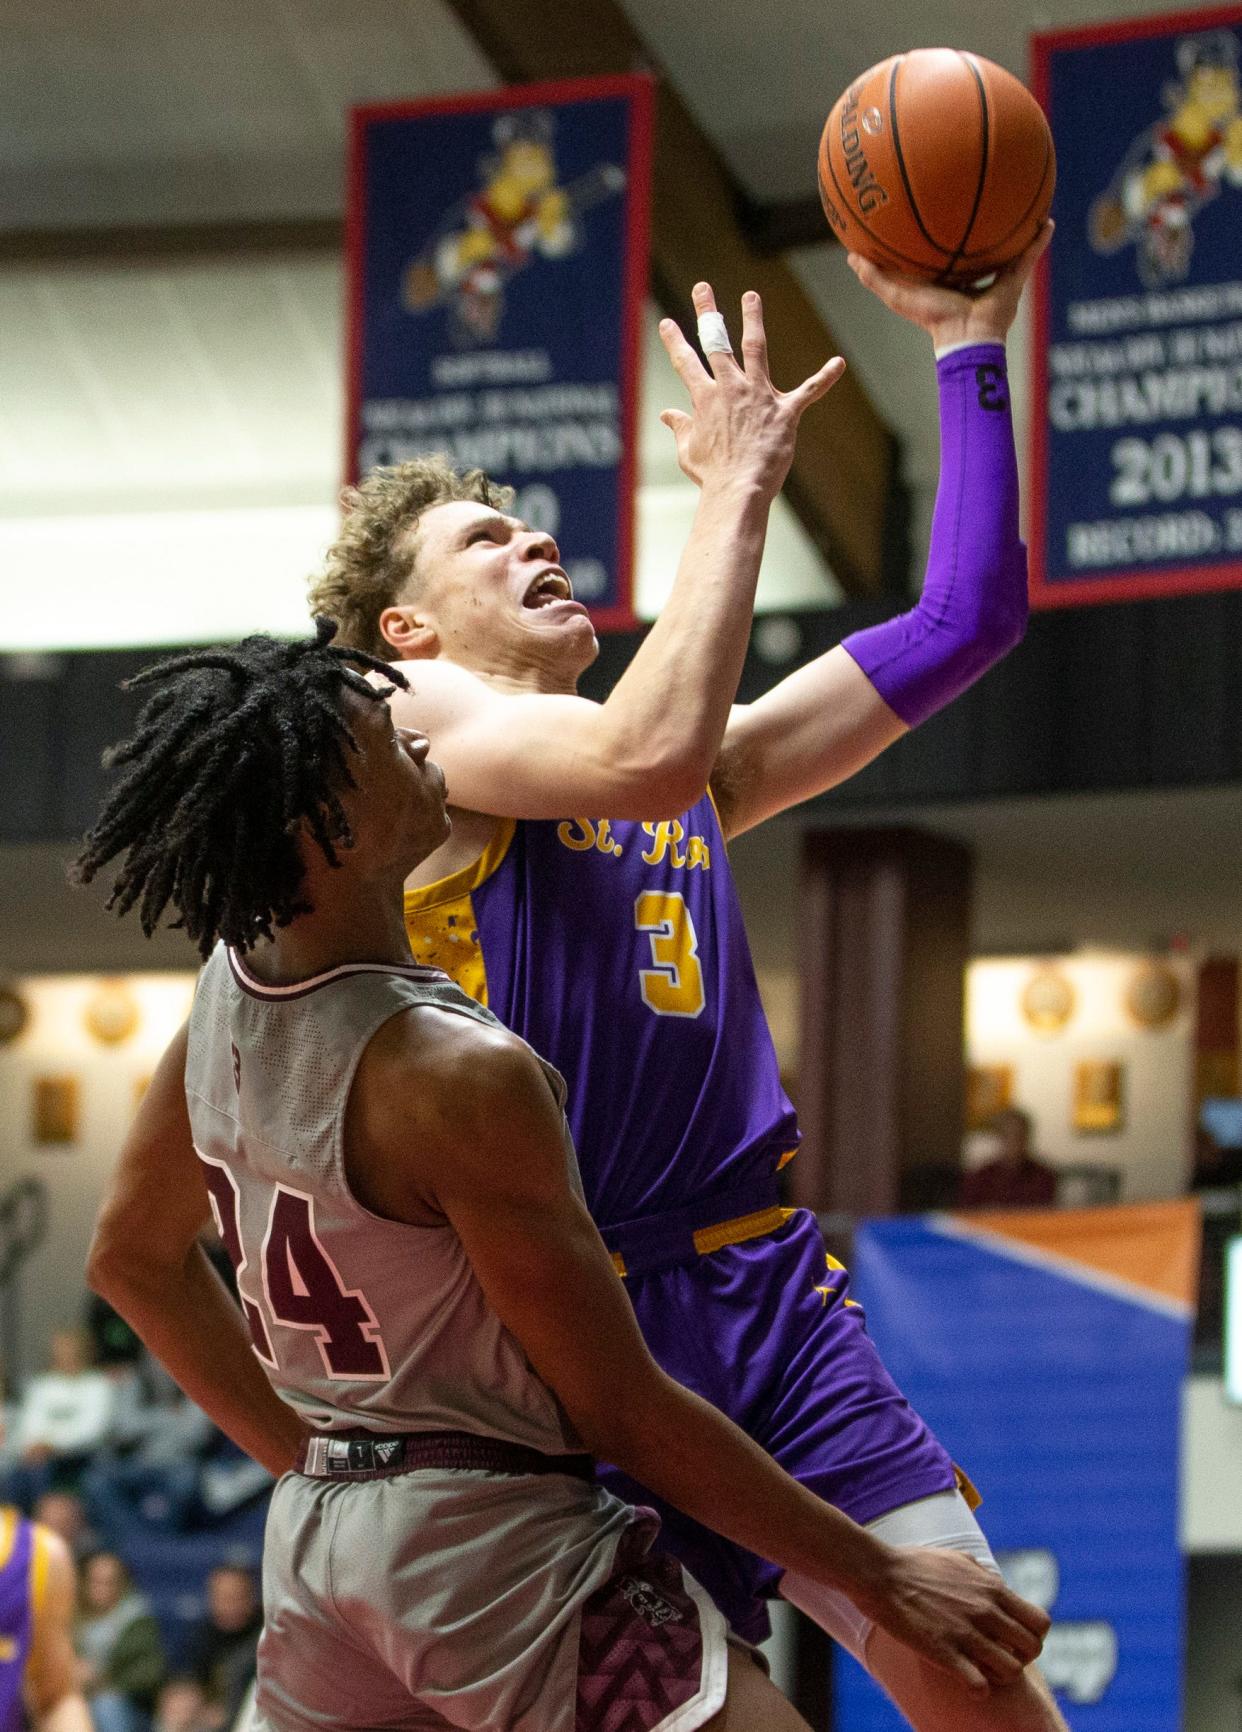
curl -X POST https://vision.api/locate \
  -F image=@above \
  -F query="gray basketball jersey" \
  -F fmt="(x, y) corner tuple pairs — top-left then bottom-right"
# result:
(185, 944), (581, 1453)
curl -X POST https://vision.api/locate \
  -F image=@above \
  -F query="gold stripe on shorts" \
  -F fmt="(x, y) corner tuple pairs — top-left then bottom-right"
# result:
(611, 1202), (796, 1277)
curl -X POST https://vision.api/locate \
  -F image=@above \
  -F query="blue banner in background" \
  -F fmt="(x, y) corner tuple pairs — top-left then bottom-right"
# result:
(1031, 6), (1242, 608)
(347, 76), (653, 629)
(835, 1205), (1198, 1731)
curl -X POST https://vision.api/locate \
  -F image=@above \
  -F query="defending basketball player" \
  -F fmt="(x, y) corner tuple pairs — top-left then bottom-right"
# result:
(305, 231), (1066, 1731)
(79, 629), (1048, 1731)
(0, 1507), (92, 1732)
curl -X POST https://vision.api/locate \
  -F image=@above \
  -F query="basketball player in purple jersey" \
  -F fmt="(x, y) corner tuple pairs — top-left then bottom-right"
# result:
(79, 628), (1047, 1731)
(311, 233), (1065, 1732)
(0, 1507), (91, 1732)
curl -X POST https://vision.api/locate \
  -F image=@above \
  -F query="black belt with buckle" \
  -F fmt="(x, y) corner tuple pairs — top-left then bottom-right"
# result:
(298, 1427), (595, 1483)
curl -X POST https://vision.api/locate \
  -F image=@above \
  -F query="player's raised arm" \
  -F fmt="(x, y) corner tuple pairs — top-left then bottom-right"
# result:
(710, 225), (1051, 840)
(355, 282), (844, 822)
(348, 1005), (1050, 1695)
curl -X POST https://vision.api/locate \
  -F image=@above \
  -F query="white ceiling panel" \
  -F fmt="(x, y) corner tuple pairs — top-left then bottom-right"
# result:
(0, 253), (839, 631)
(0, 0), (496, 228)
(0, 255), (344, 511)
(626, 0), (1207, 199)
(0, 0), (1179, 223)
(0, 0), (1171, 612)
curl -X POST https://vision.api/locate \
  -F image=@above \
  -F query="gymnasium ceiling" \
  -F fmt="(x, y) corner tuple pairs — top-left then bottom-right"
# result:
(0, 0), (1170, 226)
(0, 0), (1195, 569)
(1, 0), (1236, 951)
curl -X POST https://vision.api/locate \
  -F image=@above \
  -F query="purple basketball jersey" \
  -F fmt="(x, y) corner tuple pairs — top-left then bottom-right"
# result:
(405, 791), (797, 1228)
(0, 1513), (34, 1732)
(405, 795), (959, 1641)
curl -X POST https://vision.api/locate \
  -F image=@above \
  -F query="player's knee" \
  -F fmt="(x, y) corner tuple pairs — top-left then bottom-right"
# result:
(863, 1629), (1066, 1732)
(702, 1647), (811, 1732)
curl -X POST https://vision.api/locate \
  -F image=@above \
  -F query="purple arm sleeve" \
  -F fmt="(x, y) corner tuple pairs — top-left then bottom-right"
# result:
(841, 342), (1028, 728)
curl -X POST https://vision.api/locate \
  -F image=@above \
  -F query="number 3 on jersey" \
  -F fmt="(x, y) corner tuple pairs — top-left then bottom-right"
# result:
(634, 891), (706, 1018)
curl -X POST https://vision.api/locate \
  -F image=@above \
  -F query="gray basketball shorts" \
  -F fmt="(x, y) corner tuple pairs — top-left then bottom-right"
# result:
(252, 1466), (730, 1731)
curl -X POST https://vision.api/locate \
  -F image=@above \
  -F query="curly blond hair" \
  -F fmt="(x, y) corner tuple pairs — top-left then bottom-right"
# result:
(309, 456), (515, 658)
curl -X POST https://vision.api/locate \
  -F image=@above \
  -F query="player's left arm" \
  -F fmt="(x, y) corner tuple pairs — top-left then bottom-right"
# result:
(87, 1022), (305, 1477)
(23, 1529), (93, 1732)
(711, 224), (1052, 840)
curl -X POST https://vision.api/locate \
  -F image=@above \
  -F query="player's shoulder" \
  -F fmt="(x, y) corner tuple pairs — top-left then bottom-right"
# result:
(27, 1521), (74, 1612)
(376, 655), (492, 724)
(362, 1003), (541, 1120)
(28, 1521), (70, 1568)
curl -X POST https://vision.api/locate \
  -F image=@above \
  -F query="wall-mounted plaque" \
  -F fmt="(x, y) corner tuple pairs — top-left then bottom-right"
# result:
(84, 981), (139, 1046)
(33, 1075), (79, 1145)
(0, 986), (29, 1046)
(1021, 967), (1076, 1035)
(1073, 1060), (1125, 1135)
(966, 1064), (1015, 1132)
(1125, 962), (1181, 1031)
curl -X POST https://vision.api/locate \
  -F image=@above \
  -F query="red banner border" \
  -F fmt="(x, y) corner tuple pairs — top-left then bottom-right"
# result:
(1028, 6), (1242, 610)
(344, 73), (655, 632)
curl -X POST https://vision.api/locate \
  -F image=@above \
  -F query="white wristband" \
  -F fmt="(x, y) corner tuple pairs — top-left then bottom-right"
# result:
(934, 337), (1005, 359)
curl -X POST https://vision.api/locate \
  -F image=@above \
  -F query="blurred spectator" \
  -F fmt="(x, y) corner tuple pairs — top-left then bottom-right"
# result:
(960, 1107), (1058, 1210)
(86, 1294), (145, 1370)
(152, 1677), (216, 1732)
(83, 1361), (214, 1544)
(33, 1489), (99, 1560)
(0, 1328), (115, 1508)
(75, 1550), (166, 1732)
(1190, 1111), (1242, 1190)
(0, 1361), (19, 1475)
(184, 1565), (261, 1730)
(197, 1440), (272, 1523)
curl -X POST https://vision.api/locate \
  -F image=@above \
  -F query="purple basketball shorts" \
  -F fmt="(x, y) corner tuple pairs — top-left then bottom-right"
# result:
(598, 1208), (957, 1645)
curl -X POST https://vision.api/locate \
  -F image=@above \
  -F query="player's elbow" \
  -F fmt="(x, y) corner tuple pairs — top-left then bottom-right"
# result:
(953, 545), (1030, 669)
(85, 1225), (127, 1303)
(986, 541), (1030, 652)
(637, 766), (710, 820)
(984, 550), (1030, 657)
(569, 1368), (685, 1477)
(975, 591), (1027, 664)
(592, 711), (712, 818)
(605, 746), (710, 820)
(86, 1209), (163, 1306)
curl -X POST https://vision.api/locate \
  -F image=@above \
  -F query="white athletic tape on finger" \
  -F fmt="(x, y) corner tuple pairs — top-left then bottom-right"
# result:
(697, 311), (733, 356)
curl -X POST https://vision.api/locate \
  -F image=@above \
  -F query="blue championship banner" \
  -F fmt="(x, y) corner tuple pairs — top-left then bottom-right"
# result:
(1031, 7), (1242, 607)
(836, 1202), (1200, 1731)
(346, 75), (654, 628)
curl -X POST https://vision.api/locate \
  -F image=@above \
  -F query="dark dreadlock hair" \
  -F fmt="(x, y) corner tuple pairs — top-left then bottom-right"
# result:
(71, 618), (408, 959)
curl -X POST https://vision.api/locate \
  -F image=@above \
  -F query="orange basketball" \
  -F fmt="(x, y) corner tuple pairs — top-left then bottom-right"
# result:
(818, 49), (1055, 287)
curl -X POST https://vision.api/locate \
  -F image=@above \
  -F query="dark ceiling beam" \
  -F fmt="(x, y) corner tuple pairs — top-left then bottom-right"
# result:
(0, 218), (342, 267)
(443, 0), (901, 598)
(0, 199), (834, 270)
(735, 194), (838, 259)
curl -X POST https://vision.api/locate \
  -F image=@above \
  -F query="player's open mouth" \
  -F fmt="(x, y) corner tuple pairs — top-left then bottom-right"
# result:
(522, 570), (576, 609)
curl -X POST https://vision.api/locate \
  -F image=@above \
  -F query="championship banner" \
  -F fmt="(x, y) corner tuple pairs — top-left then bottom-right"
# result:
(1030, 7), (1242, 607)
(346, 75), (654, 629)
(835, 1201), (1200, 1730)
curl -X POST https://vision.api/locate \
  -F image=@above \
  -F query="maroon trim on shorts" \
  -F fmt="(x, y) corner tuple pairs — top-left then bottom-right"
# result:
(577, 1518), (709, 1732)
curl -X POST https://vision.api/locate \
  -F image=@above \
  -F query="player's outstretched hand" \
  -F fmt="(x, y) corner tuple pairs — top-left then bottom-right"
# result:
(847, 219), (1053, 352)
(657, 281), (845, 496)
(860, 1544), (1050, 1693)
